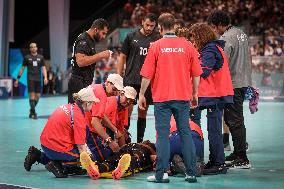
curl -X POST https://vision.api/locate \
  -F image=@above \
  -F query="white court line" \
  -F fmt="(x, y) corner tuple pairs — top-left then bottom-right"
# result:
(0, 183), (39, 189)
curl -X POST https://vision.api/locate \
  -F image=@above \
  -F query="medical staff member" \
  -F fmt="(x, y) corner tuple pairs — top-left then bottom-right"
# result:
(189, 23), (233, 175)
(138, 13), (202, 183)
(24, 87), (100, 178)
(104, 86), (137, 146)
(85, 74), (124, 161)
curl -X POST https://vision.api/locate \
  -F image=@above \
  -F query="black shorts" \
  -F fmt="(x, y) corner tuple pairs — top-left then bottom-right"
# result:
(27, 80), (41, 93)
(127, 84), (153, 105)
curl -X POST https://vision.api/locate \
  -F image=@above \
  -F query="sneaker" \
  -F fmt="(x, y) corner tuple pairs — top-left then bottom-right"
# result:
(24, 146), (41, 171)
(196, 161), (204, 177)
(246, 142), (249, 152)
(227, 158), (251, 169)
(185, 174), (197, 183)
(225, 153), (239, 164)
(33, 112), (38, 119)
(171, 155), (186, 175)
(204, 161), (213, 169)
(64, 166), (87, 175)
(203, 164), (227, 175)
(147, 173), (170, 183)
(45, 161), (68, 178)
(224, 142), (231, 151)
(112, 154), (131, 180)
(80, 152), (100, 180)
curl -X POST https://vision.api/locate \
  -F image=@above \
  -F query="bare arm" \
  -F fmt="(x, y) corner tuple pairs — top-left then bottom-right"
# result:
(91, 117), (120, 152)
(91, 117), (110, 140)
(102, 115), (118, 133)
(75, 50), (111, 67)
(192, 76), (200, 96)
(42, 66), (48, 85)
(191, 76), (200, 108)
(102, 115), (122, 139)
(77, 143), (92, 155)
(14, 66), (25, 87)
(17, 66), (25, 78)
(117, 53), (127, 76)
(138, 77), (151, 110)
(140, 77), (151, 96)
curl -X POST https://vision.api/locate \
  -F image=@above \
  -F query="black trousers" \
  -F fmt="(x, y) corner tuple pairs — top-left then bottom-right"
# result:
(68, 76), (89, 103)
(224, 88), (247, 155)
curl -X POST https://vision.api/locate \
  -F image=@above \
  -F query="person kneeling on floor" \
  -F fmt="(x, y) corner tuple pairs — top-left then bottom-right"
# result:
(24, 87), (102, 178)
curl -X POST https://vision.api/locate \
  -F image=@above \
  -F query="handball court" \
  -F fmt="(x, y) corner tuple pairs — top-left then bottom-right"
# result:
(0, 96), (283, 189)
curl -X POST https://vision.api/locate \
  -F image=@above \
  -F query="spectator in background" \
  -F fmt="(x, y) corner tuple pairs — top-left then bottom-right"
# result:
(47, 67), (56, 95)
(94, 70), (102, 84)
(264, 43), (274, 56)
(14, 42), (48, 119)
(275, 43), (283, 56)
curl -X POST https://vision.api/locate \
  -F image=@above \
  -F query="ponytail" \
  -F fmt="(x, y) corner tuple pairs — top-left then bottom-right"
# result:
(72, 93), (81, 102)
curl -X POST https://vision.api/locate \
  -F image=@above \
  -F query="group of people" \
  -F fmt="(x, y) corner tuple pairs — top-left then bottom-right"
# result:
(23, 9), (252, 184)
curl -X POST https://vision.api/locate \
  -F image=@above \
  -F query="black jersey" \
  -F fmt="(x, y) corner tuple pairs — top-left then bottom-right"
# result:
(22, 54), (45, 81)
(119, 143), (153, 168)
(71, 32), (97, 85)
(121, 29), (161, 85)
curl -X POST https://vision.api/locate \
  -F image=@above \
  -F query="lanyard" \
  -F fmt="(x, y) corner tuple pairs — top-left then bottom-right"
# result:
(70, 104), (74, 128)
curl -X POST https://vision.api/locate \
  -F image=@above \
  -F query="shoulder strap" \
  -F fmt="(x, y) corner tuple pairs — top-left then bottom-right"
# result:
(70, 104), (75, 128)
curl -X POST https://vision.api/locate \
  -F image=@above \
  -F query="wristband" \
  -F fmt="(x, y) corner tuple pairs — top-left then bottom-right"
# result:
(17, 75), (21, 79)
(105, 137), (112, 145)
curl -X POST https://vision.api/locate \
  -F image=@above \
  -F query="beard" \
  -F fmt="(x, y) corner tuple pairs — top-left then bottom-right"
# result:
(93, 33), (100, 42)
(142, 27), (153, 36)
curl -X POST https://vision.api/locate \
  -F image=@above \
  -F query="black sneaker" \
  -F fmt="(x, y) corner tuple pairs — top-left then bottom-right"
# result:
(196, 161), (204, 177)
(64, 166), (87, 175)
(45, 161), (68, 178)
(203, 164), (227, 175)
(185, 174), (197, 183)
(33, 112), (38, 119)
(204, 161), (213, 169)
(224, 142), (231, 151)
(171, 155), (186, 175)
(24, 146), (41, 171)
(225, 153), (239, 164)
(246, 142), (249, 152)
(226, 158), (251, 169)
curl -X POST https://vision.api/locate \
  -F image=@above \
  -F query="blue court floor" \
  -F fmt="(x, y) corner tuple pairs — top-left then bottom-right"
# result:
(0, 96), (283, 189)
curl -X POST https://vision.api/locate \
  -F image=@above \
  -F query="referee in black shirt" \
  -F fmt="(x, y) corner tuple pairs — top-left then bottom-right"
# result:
(117, 13), (161, 143)
(15, 43), (48, 119)
(68, 18), (112, 103)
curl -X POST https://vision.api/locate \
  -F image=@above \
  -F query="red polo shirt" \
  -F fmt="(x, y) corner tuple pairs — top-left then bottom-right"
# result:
(105, 96), (129, 131)
(88, 84), (107, 132)
(140, 36), (202, 102)
(40, 104), (87, 152)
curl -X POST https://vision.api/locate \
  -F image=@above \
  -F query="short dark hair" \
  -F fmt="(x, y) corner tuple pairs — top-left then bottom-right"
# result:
(158, 13), (175, 30)
(143, 13), (157, 23)
(207, 10), (231, 27)
(91, 18), (109, 30)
